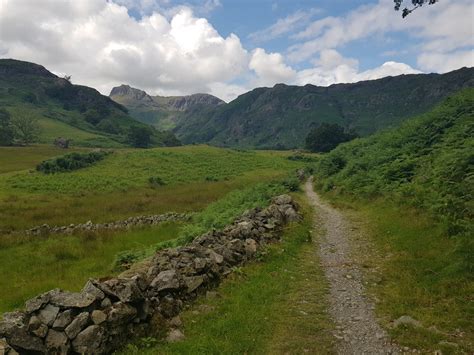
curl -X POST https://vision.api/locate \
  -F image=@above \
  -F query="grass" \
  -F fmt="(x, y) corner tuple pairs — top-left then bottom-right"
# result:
(122, 196), (335, 355)
(324, 195), (473, 353)
(0, 145), (303, 231)
(0, 222), (182, 313)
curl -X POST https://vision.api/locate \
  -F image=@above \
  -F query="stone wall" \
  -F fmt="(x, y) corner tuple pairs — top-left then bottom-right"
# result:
(0, 195), (300, 354)
(24, 213), (190, 236)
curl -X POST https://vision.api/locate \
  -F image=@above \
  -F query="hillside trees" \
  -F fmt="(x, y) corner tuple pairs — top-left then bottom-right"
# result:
(0, 109), (15, 146)
(128, 126), (152, 148)
(305, 123), (357, 153)
(10, 113), (41, 145)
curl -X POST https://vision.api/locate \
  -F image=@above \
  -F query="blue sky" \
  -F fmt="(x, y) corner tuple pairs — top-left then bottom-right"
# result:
(0, 0), (472, 101)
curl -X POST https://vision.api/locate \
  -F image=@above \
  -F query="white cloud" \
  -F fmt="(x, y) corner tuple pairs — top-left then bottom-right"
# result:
(418, 50), (474, 73)
(248, 8), (320, 43)
(249, 48), (296, 87)
(288, 0), (474, 73)
(0, 0), (248, 99)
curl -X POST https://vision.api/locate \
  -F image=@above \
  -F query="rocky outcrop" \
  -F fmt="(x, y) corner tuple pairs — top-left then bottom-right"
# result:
(24, 212), (190, 236)
(0, 195), (300, 354)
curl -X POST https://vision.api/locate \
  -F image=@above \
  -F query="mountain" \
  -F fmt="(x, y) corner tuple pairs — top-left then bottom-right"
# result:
(170, 67), (473, 149)
(110, 84), (224, 131)
(0, 59), (179, 147)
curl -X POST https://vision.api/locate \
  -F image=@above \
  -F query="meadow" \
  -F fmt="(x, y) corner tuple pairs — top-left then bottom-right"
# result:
(0, 144), (305, 313)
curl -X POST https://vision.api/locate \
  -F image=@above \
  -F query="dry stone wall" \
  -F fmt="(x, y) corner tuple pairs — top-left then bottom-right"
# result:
(0, 195), (300, 354)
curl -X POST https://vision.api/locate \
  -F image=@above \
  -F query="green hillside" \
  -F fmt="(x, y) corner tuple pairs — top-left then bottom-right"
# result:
(0, 59), (179, 147)
(173, 68), (474, 149)
(314, 88), (473, 238)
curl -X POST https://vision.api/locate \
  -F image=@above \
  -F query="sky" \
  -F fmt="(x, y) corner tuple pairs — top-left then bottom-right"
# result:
(0, 0), (473, 102)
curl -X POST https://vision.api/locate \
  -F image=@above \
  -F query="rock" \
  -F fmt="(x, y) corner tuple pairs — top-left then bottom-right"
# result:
(0, 312), (26, 337)
(100, 298), (112, 308)
(166, 329), (185, 343)
(205, 291), (220, 300)
(393, 315), (422, 328)
(49, 290), (96, 309)
(150, 270), (180, 292)
(169, 316), (182, 328)
(45, 329), (69, 353)
(25, 291), (53, 313)
(107, 302), (137, 325)
(98, 278), (144, 303)
(273, 194), (293, 205)
(72, 325), (106, 354)
(53, 310), (74, 330)
(91, 310), (107, 325)
(207, 250), (224, 264)
(82, 280), (105, 301)
(28, 316), (48, 338)
(65, 312), (89, 339)
(37, 304), (60, 326)
(245, 238), (258, 255)
(184, 276), (204, 293)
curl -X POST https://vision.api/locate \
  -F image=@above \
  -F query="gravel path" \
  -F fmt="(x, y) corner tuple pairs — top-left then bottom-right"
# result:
(305, 178), (398, 355)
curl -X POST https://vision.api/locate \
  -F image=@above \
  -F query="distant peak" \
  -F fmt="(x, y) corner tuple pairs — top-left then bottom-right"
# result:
(109, 84), (152, 102)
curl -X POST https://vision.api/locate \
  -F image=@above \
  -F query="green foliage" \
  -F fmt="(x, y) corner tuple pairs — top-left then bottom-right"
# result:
(36, 151), (110, 174)
(128, 126), (152, 148)
(314, 88), (474, 268)
(10, 113), (41, 145)
(0, 108), (14, 146)
(148, 176), (166, 187)
(113, 249), (146, 271)
(305, 123), (357, 152)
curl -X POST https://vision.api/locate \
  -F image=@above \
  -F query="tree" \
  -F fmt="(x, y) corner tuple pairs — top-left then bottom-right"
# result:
(0, 109), (14, 146)
(128, 126), (152, 148)
(394, 0), (438, 18)
(305, 123), (357, 153)
(11, 114), (41, 145)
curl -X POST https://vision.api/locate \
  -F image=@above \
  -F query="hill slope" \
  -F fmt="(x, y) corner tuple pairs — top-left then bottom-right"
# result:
(110, 84), (224, 131)
(172, 68), (474, 149)
(0, 59), (179, 147)
(314, 88), (473, 237)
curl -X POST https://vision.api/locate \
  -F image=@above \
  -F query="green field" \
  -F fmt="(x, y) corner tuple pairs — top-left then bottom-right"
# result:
(0, 144), (305, 313)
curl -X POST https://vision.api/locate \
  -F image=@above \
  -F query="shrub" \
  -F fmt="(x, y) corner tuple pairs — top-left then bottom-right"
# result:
(36, 151), (110, 174)
(305, 123), (357, 153)
(148, 176), (166, 187)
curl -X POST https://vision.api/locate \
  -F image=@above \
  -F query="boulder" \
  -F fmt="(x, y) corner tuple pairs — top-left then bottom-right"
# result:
(272, 194), (293, 205)
(37, 304), (60, 326)
(45, 329), (69, 354)
(166, 329), (185, 343)
(150, 270), (180, 292)
(91, 310), (107, 325)
(245, 239), (258, 255)
(72, 325), (106, 354)
(53, 310), (74, 330)
(97, 278), (144, 303)
(28, 316), (48, 338)
(65, 312), (89, 339)
(206, 250), (224, 264)
(25, 291), (53, 314)
(49, 290), (96, 309)
(82, 280), (105, 301)
(184, 276), (204, 293)
(107, 302), (137, 325)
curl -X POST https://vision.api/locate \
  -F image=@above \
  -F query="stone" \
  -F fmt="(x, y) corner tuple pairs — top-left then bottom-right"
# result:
(37, 304), (60, 326)
(393, 315), (422, 328)
(72, 325), (106, 354)
(82, 280), (105, 301)
(107, 302), (137, 325)
(169, 316), (182, 328)
(100, 297), (112, 308)
(194, 257), (207, 271)
(65, 312), (89, 339)
(45, 329), (69, 353)
(49, 290), (96, 309)
(91, 310), (107, 325)
(207, 250), (224, 264)
(166, 329), (185, 343)
(99, 278), (144, 303)
(28, 316), (48, 338)
(245, 238), (258, 255)
(273, 194), (293, 205)
(184, 276), (204, 293)
(25, 291), (54, 314)
(53, 310), (74, 330)
(150, 270), (180, 292)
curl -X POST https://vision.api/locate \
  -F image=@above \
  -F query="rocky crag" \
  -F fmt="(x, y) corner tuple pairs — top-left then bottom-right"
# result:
(0, 195), (299, 354)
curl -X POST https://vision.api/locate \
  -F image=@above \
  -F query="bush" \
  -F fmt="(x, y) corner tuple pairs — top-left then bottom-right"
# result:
(305, 123), (357, 153)
(148, 176), (166, 187)
(36, 151), (110, 174)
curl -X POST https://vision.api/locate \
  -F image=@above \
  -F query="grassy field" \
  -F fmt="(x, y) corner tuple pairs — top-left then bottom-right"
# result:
(0, 144), (306, 314)
(123, 196), (335, 355)
(0, 145), (301, 231)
